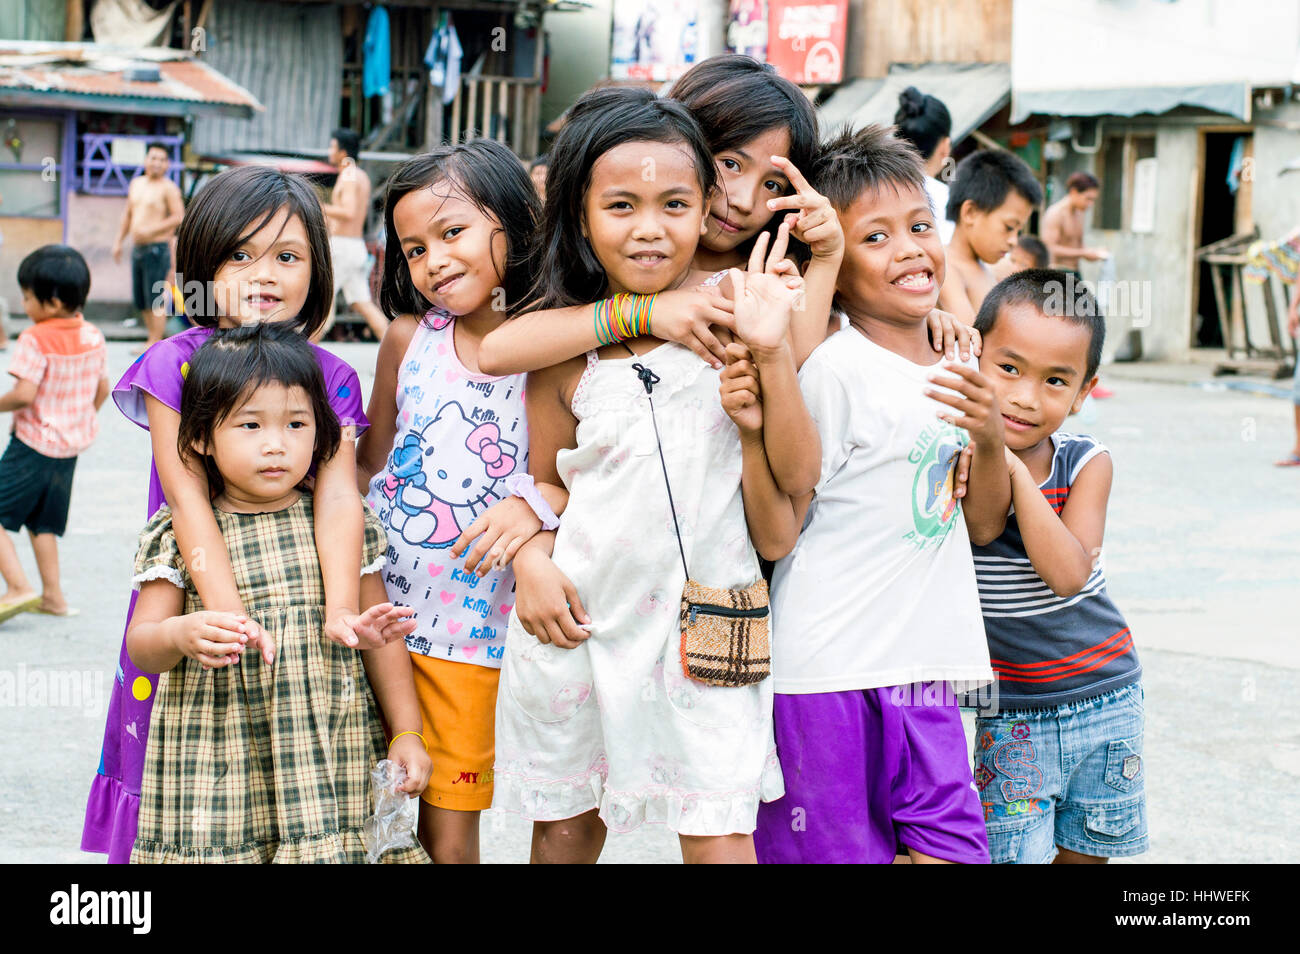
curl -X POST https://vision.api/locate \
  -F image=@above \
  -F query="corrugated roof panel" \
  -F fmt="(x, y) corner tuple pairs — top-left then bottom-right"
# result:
(0, 42), (262, 117)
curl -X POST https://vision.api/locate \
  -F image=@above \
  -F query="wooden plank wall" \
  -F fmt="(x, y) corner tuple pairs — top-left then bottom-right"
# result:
(847, 0), (1012, 78)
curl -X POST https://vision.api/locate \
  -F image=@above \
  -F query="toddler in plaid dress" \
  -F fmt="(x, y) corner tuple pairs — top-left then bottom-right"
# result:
(126, 325), (432, 863)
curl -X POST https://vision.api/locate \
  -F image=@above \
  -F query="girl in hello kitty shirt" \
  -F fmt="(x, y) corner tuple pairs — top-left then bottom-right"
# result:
(356, 141), (562, 864)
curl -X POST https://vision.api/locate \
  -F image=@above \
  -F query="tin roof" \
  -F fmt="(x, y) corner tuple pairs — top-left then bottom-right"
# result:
(0, 41), (263, 119)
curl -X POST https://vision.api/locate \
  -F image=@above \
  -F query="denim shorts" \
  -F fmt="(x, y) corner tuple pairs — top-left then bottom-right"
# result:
(972, 682), (1147, 862)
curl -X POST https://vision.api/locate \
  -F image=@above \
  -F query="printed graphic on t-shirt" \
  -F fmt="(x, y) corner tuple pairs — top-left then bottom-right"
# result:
(374, 398), (519, 549)
(365, 313), (527, 666)
(904, 421), (966, 550)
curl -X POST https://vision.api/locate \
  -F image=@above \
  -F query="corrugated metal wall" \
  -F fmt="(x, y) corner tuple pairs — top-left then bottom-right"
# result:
(0, 0), (67, 41)
(190, 0), (341, 156)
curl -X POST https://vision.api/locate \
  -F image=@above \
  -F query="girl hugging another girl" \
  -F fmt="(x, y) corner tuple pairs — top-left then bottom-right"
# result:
(491, 86), (821, 864)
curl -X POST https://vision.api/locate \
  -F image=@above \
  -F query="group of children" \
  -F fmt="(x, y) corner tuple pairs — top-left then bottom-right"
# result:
(61, 53), (1144, 865)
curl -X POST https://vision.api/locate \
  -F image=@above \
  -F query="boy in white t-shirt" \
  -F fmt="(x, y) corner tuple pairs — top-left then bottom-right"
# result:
(754, 126), (1009, 864)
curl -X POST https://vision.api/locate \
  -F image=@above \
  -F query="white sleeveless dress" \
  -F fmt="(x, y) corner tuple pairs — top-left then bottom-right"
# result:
(493, 342), (784, 836)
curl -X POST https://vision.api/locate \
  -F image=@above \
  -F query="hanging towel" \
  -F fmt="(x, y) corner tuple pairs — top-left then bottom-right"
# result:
(364, 6), (392, 98)
(1225, 136), (1245, 195)
(425, 12), (464, 105)
(1244, 229), (1300, 285)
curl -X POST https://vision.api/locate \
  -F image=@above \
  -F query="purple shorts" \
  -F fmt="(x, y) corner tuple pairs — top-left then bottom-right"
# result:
(755, 684), (990, 864)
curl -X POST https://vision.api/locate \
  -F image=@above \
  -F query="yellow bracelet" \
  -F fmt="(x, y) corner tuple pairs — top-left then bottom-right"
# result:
(388, 730), (427, 751)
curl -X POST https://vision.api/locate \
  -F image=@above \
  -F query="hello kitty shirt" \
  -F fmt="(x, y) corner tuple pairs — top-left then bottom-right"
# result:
(365, 312), (527, 669)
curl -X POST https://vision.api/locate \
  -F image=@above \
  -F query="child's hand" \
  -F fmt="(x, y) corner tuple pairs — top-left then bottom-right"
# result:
(388, 734), (432, 797)
(514, 548), (591, 650)
(766, 157), (844, 264)
(451, 496), (541, 577)
(167, 611), (255, 670)
(325, 610), (364, 650)
(730, 222), (805, 356)
(720, 342), (763, 438)
(648, 286), (737, 369)
(926, 363), (1005, 451)
(926, 308), (982, 362)
(349, 602), (418, 649)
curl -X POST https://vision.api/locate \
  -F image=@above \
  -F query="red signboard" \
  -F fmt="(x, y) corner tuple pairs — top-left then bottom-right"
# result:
(765, 0), (848, 85)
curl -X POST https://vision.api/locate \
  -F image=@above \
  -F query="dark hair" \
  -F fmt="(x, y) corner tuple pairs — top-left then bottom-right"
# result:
(669, 54), (819, 177)
(1067, 171), (1100, 193)
(975, 268), (1105, 380)
(331, 128), (361, 161)
(1016, 234), (1050, 268)
(380, 139), (541, 321)
(529, 155), (549, 171)
(178, 322), (342, 498)
(145, 141), (170, 157)
(669, 54), (818, 258)
(525, 86), (716, 311)
(18, 245), (91, 312)
(809, 124), (927, 212)
(893, 86), (952, 161)
(174, 165), (333, 336)
(946, 150), (1044, 221)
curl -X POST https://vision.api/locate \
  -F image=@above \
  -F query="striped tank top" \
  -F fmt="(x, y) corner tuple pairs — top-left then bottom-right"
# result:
(973, 432), (1140, 707)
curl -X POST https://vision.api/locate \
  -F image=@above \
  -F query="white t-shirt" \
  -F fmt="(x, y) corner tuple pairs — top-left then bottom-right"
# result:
(924, 176), (955, 245)
(770, 326), (993, 694)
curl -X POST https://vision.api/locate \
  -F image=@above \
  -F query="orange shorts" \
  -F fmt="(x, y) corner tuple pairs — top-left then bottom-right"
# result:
(409, 652), (500, 811)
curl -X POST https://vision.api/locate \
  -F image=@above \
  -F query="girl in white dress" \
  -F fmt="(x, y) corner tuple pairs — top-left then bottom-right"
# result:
(492, 87), (820, 863)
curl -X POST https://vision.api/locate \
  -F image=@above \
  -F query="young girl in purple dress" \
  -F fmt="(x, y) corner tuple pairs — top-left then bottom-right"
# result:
(82, 166), (376, 863)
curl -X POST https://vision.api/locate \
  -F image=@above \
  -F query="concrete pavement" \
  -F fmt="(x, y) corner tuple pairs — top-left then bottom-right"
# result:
(0, 339), (1296, 863)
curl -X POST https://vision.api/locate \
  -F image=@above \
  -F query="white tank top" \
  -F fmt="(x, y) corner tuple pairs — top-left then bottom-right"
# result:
(365, 312), (528, 668)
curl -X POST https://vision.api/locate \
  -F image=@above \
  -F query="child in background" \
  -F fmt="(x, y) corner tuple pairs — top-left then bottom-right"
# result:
(529, 155), (548, 203)
(357, 140), (555, 863)
(995, 234), (1051, 279)
(127, 324), (428, 863)
(82, 166), (371, 863)
(959, 270), (1146, 863)
(938, 150), (1044, 323)
(494, 87), (818, 863)
(757, 126), (1004, 864)
(0, 246), (108, 621)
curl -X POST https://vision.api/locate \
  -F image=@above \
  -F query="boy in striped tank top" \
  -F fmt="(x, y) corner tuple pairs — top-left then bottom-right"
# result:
(948, 269), (1145, 863)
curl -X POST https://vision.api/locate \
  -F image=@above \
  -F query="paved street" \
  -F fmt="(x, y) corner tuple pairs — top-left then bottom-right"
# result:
(1, 339), (1296, 864)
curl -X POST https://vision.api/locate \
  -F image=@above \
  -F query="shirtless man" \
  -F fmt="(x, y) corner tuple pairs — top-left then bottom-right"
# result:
(112, 143), (183, 351)
(320, 128), (388, 341)
(1041, 171), (1109, 277)
(937, 149), (1043, 323)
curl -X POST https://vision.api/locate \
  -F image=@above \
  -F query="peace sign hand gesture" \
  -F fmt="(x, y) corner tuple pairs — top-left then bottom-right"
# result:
(766, 156), (844, 264)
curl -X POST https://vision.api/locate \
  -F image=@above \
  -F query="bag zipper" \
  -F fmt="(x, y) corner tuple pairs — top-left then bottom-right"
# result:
(688, 602), (770, 626)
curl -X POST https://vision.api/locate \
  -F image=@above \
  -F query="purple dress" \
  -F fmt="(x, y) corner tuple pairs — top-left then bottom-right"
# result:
(80, 327), (369, 863)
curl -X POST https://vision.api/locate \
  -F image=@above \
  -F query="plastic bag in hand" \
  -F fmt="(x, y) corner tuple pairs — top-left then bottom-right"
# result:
(361, 759), (419, 864)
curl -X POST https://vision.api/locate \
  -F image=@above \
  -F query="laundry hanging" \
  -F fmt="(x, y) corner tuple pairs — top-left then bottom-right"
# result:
(424, 12), (464, 105)
(364, 5), (392, 98)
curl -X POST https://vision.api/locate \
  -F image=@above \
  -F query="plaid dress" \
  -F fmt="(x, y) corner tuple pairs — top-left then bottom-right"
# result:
(129, 496), (428, 864)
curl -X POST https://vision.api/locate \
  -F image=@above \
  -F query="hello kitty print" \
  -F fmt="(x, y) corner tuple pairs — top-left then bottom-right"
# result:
(366, 311), (528, 668)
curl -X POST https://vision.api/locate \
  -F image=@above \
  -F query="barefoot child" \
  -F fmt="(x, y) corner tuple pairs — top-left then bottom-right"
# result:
(83, 166), (372, 862)
(938, 150), (1043, 324)
(0, 246), (108, 622)
(493, 87), (818, 863)
(756, 126), (1003, 864)
(127, 324), (429, 863)
(956, 270), (1146, 863)
(357, 140), (558, 863)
